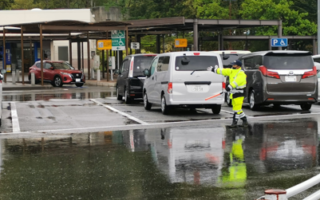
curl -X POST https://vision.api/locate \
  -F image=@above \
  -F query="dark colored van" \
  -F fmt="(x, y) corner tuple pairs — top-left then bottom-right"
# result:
(239, 51), (317, 110)
(116, 54), (156, 103)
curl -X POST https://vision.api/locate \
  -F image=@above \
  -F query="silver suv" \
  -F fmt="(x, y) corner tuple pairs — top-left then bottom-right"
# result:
(239, 51), (317, 110)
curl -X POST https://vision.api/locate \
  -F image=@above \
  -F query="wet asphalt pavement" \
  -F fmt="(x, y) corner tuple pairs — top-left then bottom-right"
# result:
(1, 85), (320, 199)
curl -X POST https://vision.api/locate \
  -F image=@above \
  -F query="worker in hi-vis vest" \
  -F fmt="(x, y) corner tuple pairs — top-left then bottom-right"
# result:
(208, 60), (248, 127)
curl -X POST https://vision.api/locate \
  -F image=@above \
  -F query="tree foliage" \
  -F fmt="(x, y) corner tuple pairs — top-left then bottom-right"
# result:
(240, 0), (317, 36)
(1, 0), (318, 51)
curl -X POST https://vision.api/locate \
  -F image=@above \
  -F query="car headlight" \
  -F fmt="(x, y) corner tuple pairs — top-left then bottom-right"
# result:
(60, 72), (72, 78)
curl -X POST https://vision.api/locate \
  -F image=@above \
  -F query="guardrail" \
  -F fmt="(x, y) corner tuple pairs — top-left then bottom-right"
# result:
(256, 174), (320, 200)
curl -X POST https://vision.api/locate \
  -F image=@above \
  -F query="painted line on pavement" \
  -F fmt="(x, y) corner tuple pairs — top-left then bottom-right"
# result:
(37, 111), (320, 134)
(90, 99), (149, 125)
(221, 109), (234, 114)
(10, 102), (21, 133)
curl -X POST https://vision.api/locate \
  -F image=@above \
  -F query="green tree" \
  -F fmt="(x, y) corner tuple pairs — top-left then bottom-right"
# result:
(0, 0), (13, 10)
(193, 0), (229, 19)
(240, 0), (317, 36)
(10, 0), (43, 9)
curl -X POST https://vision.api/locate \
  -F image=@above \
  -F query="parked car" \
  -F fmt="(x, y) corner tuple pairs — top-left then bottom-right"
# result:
(238, 50), (317, 111)
(210, 50), (251, 68)
(210, 50), (251, 106)
(116, 54), (156, 103)
(143, 51), (225, 115)
(28, 60), (85, 87)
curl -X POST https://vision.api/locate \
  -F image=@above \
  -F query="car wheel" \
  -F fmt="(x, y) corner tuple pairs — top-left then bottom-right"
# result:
(53, 76), (63, 87)
(161, 95), (170, 115)
(124, 89), (132, 104)
(226, 92), (232, 107)
(249, 90), (259, 110)
(75, 83), (84, 87)
(143, 93), (152, 110)
(116, 87), (123, 100)
(211, 105), (221, 114)
(300, 103), (312, 111)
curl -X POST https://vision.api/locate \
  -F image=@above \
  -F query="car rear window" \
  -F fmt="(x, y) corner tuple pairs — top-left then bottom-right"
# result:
(264, 54), (313, 70)
(133, 55), (155, 76)
(175, 56), (218, 71)
(220, 54), (242, 66)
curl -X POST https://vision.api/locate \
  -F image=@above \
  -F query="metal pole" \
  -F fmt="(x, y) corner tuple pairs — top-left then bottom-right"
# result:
(106, 31), (109, 81)
(21, 26), (24, 84)
(193, 19), (198, 51)
(163, 35), (165, 53)
(318, 0), (320, 54)
(87, 32), (90, 80)
(3, 27), (6, 83)
(82, 41), (84, 70)
(40, 24), (43, 86)
(278, 20), (283, 50)
(77, 41), (81, 70)
(69, 32), (72, 66)
(102, 50), (105, 79)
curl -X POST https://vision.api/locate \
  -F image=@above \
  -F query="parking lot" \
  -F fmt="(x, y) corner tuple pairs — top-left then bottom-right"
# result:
(1, 86), (320, 135)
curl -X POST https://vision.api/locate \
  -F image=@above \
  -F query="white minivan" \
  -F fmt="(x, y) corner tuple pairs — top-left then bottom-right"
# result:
(143, 51), (225, 115)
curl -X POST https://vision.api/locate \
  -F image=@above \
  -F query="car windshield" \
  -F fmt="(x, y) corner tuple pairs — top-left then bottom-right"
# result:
(51, 62), (75, 70)
(133, 56), (155, 76)
(264, 55), (313, 70)
(175, 55), (218, 71)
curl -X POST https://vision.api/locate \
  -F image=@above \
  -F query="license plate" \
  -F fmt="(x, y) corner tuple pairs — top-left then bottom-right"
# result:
(190, 85), (204, 93)
(285, 76), (296, 82)
(76, 78), (81, 82)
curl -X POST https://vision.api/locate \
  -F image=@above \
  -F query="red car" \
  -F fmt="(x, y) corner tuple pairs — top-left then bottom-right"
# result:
(29, 60), (85, 87)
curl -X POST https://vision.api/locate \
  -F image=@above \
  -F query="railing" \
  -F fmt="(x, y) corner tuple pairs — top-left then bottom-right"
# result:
(256, 174), (320, 200)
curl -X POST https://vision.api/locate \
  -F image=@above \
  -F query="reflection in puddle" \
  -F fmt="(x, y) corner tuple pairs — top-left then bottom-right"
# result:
(0, 120), (318, 199)
(2, 91), (116, 102)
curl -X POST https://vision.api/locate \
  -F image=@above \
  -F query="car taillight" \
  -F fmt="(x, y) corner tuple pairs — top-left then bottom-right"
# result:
(259, 65), (280, 79)
(129, 59), (134, 77)
(222, 82), (226, 89)
(167, 82), (173, 94)
(302, 66), (317, 79)
(194, 52), (200, 56)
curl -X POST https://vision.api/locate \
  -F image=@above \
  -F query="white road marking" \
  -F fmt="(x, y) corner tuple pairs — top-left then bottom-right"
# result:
(10, 102), (21, 133)
(90, 99), (149, 125)
(221, 109), (234, 114)
(37, 111), (320, 134)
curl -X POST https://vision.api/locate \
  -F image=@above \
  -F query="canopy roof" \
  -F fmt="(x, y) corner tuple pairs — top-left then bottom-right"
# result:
(1, 20), (131, 34)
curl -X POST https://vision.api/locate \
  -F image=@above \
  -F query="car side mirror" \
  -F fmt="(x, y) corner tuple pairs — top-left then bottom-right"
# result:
(50, 67), (54, 70)
(143, 69), (150, 77)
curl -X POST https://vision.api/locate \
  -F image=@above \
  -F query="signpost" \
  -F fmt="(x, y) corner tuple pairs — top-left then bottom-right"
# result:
(111, 30), (126, 75)
(97, 40), (112, 50)
(271, 38), (288, 47)
(131, 42), (140, 50)
(111, 30), (126, 51)
(175, 39), (188, 48)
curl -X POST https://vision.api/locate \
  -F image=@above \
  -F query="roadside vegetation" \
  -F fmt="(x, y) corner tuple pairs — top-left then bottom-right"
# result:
(0, 0), (317, 52)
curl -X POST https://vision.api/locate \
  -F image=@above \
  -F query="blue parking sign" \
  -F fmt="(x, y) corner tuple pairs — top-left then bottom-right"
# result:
(271, 38), (288, 47)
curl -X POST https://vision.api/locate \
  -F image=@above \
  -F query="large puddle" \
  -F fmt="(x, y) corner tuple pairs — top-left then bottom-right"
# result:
(0, 119), (319, 199)
(2, 91), (116, 101)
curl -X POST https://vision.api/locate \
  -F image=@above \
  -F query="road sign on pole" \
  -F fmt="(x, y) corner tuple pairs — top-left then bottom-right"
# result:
(111, 30), (125, 51)
(97, 40), (112, 50)
(271, 38), (288, 47)
(130, 42), (140, 50)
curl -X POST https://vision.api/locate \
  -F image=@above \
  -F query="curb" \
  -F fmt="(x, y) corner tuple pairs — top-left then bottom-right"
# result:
(85, 81), (116, 87)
